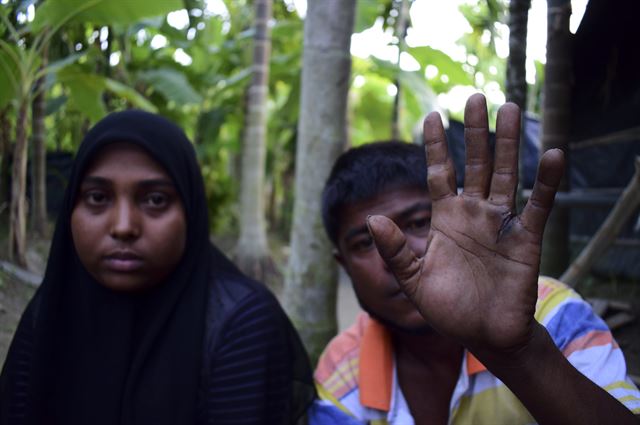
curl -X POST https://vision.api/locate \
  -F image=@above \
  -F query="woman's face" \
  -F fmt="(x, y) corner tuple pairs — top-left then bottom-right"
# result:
(71, 142), (187, 292)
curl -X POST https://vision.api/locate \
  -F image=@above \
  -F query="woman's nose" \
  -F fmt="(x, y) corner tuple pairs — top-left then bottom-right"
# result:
(109, 200), (140, 240)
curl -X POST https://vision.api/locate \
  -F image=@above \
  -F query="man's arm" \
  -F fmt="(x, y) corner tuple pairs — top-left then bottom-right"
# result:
(367, 93), (639, 424)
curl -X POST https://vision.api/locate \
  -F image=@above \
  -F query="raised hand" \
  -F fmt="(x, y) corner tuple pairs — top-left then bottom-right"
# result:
(367, 93), (565, 359)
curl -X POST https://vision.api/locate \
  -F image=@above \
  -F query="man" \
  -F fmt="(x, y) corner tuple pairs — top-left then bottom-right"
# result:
(312, 94), (640, 424)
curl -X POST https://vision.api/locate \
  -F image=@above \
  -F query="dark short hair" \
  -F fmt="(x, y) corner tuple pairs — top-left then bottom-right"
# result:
(322, 141), (428, 245)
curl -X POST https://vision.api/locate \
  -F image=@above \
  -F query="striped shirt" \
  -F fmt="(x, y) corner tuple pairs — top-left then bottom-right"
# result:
(312, 277), (640, 424)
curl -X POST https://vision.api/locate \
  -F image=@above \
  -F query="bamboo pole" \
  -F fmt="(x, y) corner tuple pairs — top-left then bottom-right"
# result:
(560, 156), (640, 287)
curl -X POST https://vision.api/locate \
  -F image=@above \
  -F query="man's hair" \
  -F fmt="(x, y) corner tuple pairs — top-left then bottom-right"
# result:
(322, 141), (428, 245)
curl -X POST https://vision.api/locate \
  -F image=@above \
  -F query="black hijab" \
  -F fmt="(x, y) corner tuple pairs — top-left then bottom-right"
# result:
(0, 110), (313, 424)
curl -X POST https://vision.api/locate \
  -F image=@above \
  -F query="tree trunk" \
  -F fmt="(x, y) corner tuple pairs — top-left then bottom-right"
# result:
(32, 47), (49, 238)
(9, 101), (29, 267)
(506, 0), (531, 208)
(235, 0), (274, 282)
(506, 0), (531, 111)
(540, 0), (572, 277)
(283, 0), (357, 365)
(391, 0), (410, 141)
(0, 107), (11, 212)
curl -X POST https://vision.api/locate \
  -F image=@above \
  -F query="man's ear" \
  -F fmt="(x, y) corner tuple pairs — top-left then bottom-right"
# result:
(333, 248), (346, 269)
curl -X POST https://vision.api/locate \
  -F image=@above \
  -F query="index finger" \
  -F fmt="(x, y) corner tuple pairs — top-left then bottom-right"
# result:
(424, 112), (456, 201)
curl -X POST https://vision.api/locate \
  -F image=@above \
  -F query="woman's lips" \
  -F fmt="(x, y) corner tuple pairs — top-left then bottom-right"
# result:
(103, 251), (143, 272)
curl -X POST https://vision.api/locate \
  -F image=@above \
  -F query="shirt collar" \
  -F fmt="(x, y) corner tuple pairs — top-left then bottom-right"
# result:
(359, 316), (487, 411)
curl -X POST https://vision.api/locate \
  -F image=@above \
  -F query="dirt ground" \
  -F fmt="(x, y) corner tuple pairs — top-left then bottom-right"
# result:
(0, 245), (638, 382)
(0, 270), (36, 363)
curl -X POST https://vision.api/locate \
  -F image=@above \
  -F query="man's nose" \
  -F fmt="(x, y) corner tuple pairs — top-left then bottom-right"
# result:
(406, 233), (428, 258)
(109, 200), (140, 240)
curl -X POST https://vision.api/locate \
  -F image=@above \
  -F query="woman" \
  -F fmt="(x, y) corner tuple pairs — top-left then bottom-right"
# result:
(0, 110), (314, 424)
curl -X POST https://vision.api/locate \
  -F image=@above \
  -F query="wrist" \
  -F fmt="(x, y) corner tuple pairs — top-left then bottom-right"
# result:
(472, 322), (559, 380)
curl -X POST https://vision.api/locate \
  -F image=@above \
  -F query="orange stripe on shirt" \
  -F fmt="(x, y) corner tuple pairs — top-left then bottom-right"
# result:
(562, 329), (618, 358)
(359, 318), (393, 411)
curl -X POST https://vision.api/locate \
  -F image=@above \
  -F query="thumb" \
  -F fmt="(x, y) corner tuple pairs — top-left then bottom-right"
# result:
(367, 215), (423, 300)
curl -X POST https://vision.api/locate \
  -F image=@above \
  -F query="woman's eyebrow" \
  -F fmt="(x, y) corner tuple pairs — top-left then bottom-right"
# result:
(137, 179), (176, 189)
(80, 176), (110, 186)
(80, 176), (175, 188)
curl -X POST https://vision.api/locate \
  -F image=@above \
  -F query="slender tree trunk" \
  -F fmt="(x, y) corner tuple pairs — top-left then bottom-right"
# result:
(0, 107), (11, 211)
(391, 0), (410, 141)
(506, 0), (530, 110)
(9, 101), (29, 267)
(283, 0), (357, 365)
(506, 0), (531, 207)
(32, 45), (49, 237)
(540, 0), (572, 277)
(235, 0), (274, 281)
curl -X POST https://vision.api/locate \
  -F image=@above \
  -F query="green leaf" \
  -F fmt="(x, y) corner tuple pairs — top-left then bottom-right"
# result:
(354, 1), (387, 33)
(218, 67), (251, 91)
(104, 79), (157, 113)
(57, 65), (106, 121)
(197, 108), (227, 145)
(0, 45), (21, 109)
(398, 70), (436, 112)
(368, 57), (401, 82)
(407, 46), (474, 87)
(45, 95), (67, 116)
(32, 0), (182, 32)
(138, 68), (203, 105)
(38, 52), (86, 79)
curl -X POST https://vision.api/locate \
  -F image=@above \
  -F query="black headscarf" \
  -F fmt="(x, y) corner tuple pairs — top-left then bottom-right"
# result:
(0, 110), (314, 424)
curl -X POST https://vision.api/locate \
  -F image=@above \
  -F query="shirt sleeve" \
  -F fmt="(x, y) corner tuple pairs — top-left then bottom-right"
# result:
(309, 399), (367, 425)
(199, 289), (297, 424)
(537, 278), (640, 414)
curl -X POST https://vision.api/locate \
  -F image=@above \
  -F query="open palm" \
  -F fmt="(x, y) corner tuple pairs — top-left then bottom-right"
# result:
(368, 94), (565, 357)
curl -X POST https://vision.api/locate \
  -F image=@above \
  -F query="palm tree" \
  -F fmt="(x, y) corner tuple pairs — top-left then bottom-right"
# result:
(235, 0), (274, 281)
(540, 0), (572, 276)
(506, 0), (531, 205)
(506, 0), (531, 111)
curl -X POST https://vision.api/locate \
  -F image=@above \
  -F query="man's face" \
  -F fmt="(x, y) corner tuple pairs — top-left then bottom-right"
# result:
(71, 143), (187, 292)
(335, 187), (432, 332)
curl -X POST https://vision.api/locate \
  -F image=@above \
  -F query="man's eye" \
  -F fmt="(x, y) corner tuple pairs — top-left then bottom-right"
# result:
(407, 218), (430, 229)
(350, 236), (374, 252)
(405, 217), (431, 234)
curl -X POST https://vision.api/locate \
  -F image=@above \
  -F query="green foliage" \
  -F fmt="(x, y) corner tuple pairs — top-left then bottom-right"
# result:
(104, 79), (157, 111)
(0, 44), (20, 109)
(137, 68), (203, 105)
(57, 65), (106, 120)
(457, 0), (508, 94)
(57, 64), (156, 120)
(407, 46), (474, 91)
(527, 59), (545, 115)
(355, 0), (390, 33)
(32, 0), (182, 32)
(0, 0), (517, 243)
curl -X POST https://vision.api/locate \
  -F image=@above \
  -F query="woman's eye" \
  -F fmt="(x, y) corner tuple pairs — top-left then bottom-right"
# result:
(143, 193), (169, 208)
(84, 191), (108, 206)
